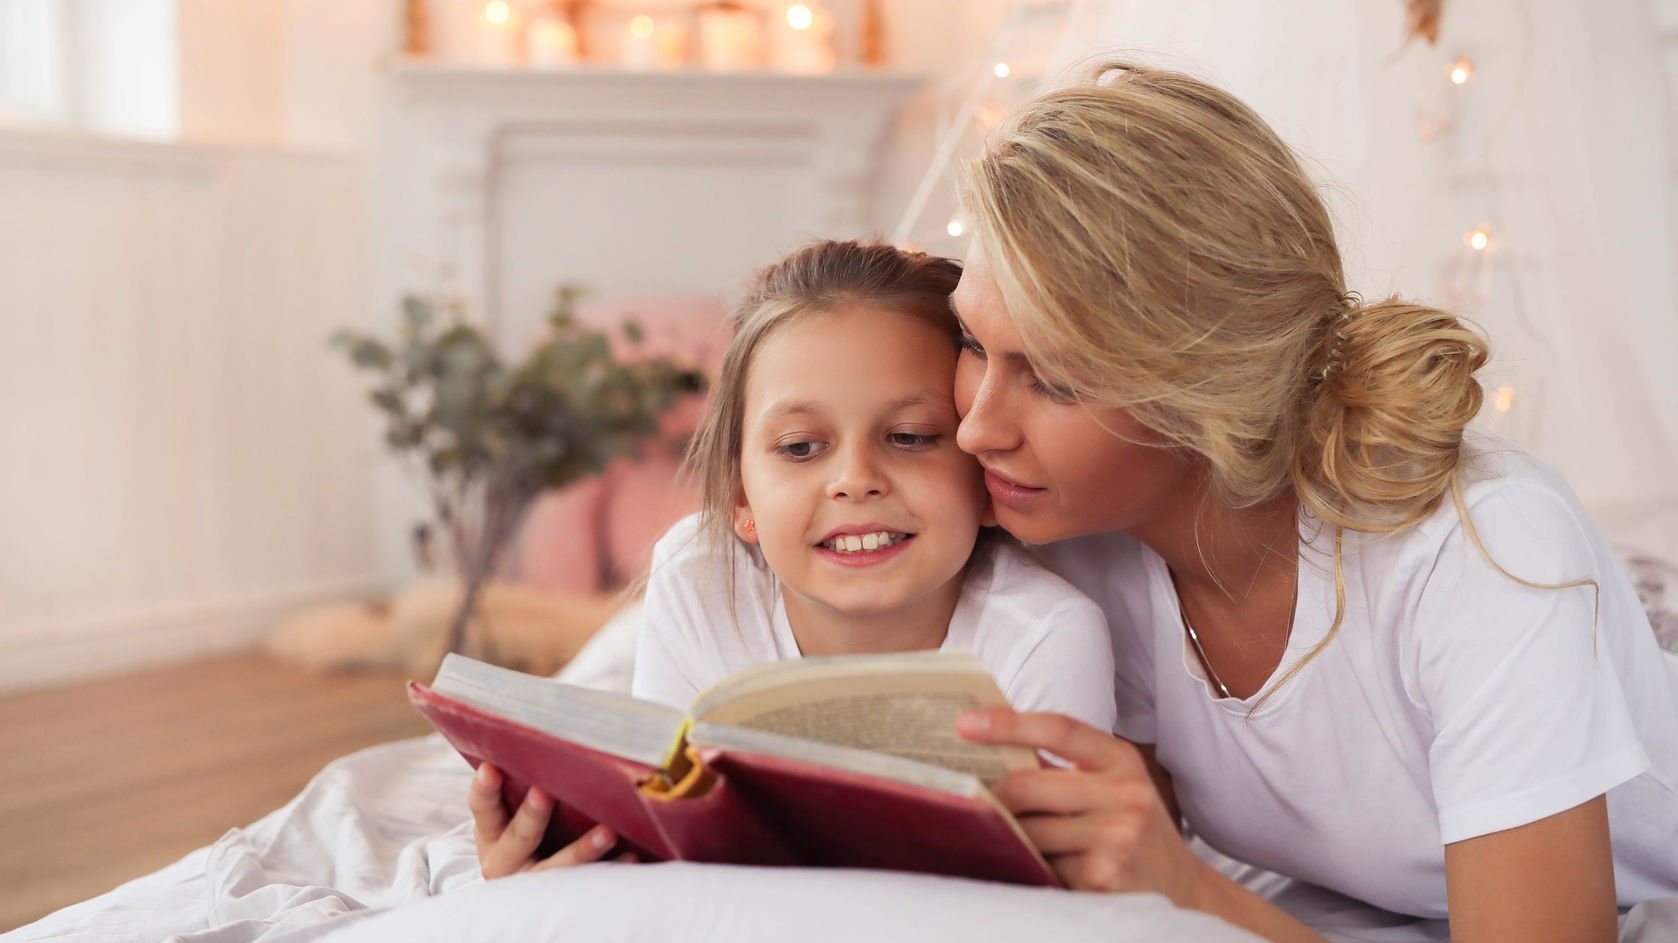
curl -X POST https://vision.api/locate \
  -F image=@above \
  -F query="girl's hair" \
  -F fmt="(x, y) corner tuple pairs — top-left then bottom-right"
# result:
(685, 240), (964, 554)
(961, 59), (1567, 701)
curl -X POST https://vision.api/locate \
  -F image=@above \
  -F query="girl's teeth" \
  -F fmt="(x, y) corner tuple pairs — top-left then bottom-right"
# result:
(824, 531), (903, 553)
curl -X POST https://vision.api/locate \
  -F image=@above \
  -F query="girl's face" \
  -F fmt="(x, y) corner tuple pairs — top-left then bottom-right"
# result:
(735, 305), (987, 626)
(951, 244), (1192, 546)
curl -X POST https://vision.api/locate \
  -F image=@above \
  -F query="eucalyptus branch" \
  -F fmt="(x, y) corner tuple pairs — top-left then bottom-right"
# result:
(333, 288), (706, 665)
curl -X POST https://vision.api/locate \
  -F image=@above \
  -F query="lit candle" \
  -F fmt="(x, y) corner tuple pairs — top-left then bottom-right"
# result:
(528, 15), (579, 68)
(622, 14), (659, 70)
(769, 2), (834, 74)
(475, 0), (519, 66)
(697, 2), (764, 72)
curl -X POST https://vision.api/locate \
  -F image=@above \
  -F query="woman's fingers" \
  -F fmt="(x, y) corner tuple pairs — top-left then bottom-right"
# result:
(990, 766), (1159, 817)
(958, 709), (1147, 778)
(529, 824), (619, 873)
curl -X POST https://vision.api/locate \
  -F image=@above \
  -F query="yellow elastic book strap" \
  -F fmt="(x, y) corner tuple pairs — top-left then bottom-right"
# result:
(641, 744), (713, 800)
(661, 715), (694, 773)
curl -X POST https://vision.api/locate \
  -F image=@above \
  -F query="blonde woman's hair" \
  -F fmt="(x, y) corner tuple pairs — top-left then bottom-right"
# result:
(962, 60), (1587, 700)
(685, 240), (964, 558)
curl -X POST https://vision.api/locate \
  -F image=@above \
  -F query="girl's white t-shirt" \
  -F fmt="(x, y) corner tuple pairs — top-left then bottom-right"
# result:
(632, 513), (1119, 735)
(1036, 433), (1678, 917)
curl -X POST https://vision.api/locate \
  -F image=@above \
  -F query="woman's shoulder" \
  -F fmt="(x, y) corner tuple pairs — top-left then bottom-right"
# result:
(1380, 430), (1600, 571)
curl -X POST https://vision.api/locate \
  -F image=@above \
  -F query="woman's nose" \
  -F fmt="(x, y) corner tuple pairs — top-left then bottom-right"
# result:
(956, 372), (1019, 456)
(829, 445), (888, 500)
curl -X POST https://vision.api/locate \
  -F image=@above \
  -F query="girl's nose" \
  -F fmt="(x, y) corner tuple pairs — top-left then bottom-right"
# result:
(829, 445), (888, 500)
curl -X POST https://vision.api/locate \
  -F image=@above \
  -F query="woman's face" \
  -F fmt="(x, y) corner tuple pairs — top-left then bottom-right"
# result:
(951, 244), (1192, 545)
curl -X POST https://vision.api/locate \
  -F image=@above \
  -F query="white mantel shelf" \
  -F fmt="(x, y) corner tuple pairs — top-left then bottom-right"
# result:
(385, 62), (924, 113)
(374, 60), (928, 332)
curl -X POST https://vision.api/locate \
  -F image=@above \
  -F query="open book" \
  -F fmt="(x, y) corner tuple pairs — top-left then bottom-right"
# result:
(408, 651), (1058, 885)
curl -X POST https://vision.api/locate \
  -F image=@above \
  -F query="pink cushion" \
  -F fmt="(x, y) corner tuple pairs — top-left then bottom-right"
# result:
(514, 295), (725, 591)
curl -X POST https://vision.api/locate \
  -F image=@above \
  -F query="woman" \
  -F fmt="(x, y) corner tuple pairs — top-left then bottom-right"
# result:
(946, 61), (1678, 942)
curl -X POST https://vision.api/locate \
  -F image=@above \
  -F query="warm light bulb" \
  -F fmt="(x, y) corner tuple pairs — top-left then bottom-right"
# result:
(947, 219), (965, 238)
(786, 4), (814, 30)
(1492, 385), (1516, 413)
(1465, 226), (1492, 251)
(484, 0), (511, 24)
(1448, 58), (1474, 85)
(993, 62), (1011, 79)
(630, 14), (655, 39)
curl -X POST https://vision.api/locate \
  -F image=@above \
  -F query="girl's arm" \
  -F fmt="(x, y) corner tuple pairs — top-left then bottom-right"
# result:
(1444, 795), (1618, 943)
(960, 708), (1328, 943)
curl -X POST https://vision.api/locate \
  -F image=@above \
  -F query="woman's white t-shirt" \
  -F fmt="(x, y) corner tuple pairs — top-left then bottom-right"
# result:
(1036, 434), (1678, 917)
(632, 513), (1118, 735)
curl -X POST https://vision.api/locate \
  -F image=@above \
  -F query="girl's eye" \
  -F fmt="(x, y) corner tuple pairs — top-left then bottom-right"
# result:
(776, 440), (826, 460)
(888, 432), (937, 449)
(957, 333), (985, 359)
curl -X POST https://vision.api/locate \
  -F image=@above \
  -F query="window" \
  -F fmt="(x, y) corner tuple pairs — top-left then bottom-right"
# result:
(0, 0), (177, 138)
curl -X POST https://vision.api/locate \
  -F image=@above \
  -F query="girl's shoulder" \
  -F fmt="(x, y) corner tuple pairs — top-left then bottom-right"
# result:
(1023, 529), (1155, 617)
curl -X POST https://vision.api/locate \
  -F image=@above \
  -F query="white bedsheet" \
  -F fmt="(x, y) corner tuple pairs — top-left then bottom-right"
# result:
(9, 605), (1674, 943)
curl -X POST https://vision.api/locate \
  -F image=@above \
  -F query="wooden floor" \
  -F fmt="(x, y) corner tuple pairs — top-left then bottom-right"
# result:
(0, 652), (432, 932)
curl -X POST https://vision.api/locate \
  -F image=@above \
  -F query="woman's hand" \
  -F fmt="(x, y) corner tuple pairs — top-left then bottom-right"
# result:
(957, 709), (1210, 905)
(468, 762), (632, 878)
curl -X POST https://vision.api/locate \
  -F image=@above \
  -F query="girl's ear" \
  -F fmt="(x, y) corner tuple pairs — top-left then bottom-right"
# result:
(732, 502), (760, 544)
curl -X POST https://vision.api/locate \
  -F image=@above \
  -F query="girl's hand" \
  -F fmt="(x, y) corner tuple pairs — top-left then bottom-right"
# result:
(468, 762), (634, 878)
(957, 709), (1211, 906)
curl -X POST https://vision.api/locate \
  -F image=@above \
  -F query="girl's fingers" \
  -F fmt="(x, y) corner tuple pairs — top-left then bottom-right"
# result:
(504, 787), (552, 850)
(468, 764), (509, 845)
(530, 825), (618, 873)
(480, 787), (552, 878)
(958, 709), (1147, 778)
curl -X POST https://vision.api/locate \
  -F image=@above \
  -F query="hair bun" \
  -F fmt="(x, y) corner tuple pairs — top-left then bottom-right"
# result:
(1295, 297), (1489, 530)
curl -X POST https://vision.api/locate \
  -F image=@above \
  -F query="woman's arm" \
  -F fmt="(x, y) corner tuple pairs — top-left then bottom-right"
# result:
(960, 708), (1327, 943)
(1444, 795), (1618, 943)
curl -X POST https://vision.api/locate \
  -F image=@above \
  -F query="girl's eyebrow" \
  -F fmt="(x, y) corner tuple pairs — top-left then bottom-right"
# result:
(760, 391), (950, 423)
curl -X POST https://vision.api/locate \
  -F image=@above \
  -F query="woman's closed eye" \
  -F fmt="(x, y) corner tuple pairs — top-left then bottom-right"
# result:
(959, 330), (1075, 403)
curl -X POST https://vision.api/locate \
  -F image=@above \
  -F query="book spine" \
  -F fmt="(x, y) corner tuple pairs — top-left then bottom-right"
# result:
(640, 762), (800, 866)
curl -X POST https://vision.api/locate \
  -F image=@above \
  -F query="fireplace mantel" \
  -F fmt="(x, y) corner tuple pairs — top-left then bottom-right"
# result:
(372, 63), (925, 343)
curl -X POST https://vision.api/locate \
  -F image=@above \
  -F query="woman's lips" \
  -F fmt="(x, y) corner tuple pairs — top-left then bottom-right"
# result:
(984, 469), (1047, 510)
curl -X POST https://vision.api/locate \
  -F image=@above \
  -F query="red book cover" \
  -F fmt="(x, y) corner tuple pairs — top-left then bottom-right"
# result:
(701, 747), (1059, 887)
(409, 682), (796, 865)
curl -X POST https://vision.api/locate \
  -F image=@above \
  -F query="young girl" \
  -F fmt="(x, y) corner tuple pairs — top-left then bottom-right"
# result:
(470, 239), (1118, 878)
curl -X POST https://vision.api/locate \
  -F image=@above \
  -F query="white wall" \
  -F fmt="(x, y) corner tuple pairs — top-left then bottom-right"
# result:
(0, 133), (380, 691)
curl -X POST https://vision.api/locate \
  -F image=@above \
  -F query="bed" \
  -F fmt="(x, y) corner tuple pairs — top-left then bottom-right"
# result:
(12, 502), (1678, 943)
